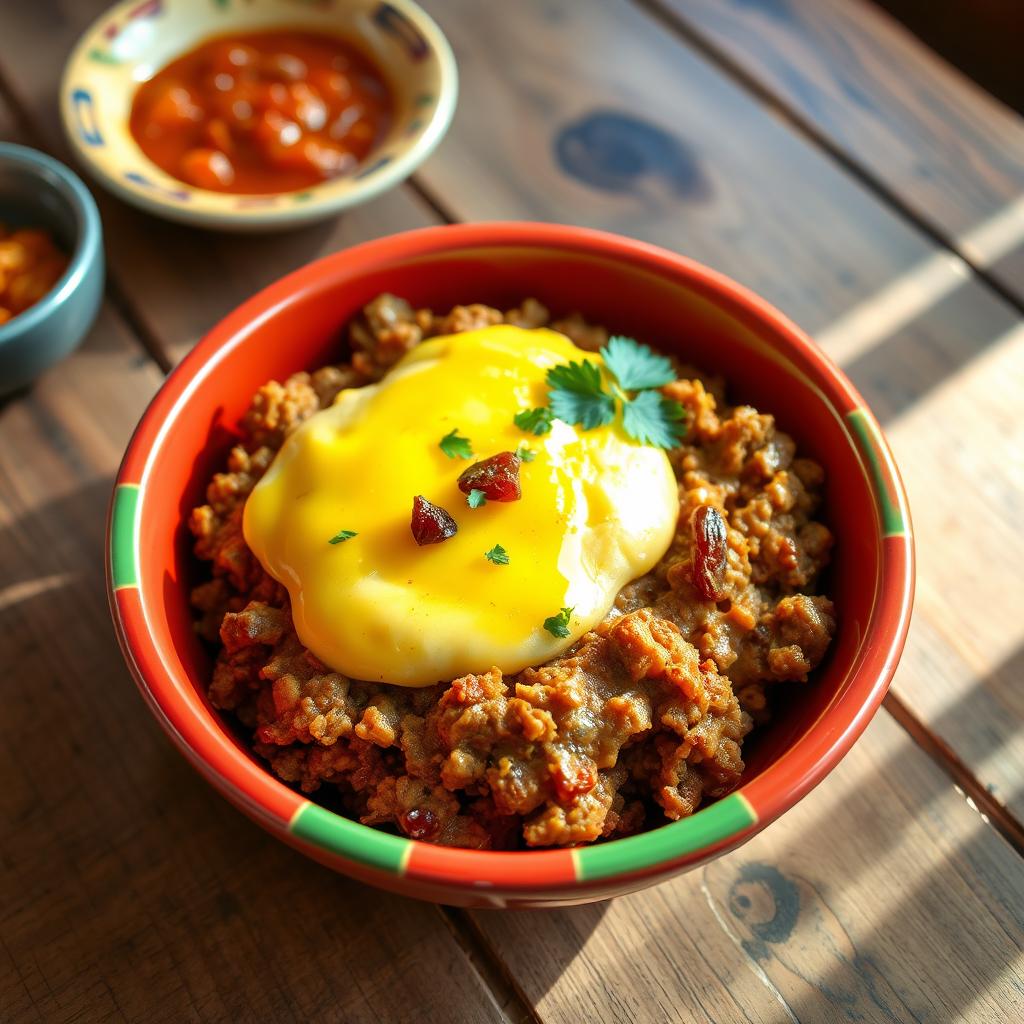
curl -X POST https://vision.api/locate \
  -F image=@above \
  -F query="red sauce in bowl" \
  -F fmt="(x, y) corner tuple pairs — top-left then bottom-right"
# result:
(129, 30), (393, 195)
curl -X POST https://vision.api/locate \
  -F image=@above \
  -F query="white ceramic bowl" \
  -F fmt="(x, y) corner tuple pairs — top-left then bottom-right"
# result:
(60, 0), (457, 231)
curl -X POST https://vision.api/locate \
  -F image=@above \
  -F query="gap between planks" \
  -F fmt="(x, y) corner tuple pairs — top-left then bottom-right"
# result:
(632, 0), (1024, 320)
(407, 175), (459, 225)
(884, 692), (1024, 857)
(440, 907), (544, 1024)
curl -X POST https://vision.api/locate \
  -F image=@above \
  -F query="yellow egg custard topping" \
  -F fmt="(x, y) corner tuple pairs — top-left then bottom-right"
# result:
(243, 325), (679, 685)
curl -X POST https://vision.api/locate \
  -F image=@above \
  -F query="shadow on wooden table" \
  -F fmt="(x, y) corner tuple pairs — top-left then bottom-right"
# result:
(0, 477), (549, 1022)
(694, 672), (1024, 1021)
(478, 644), (1024, 1017)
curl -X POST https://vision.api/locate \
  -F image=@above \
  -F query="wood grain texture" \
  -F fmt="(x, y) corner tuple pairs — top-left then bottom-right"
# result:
(101, 184), (441, 366)
(3, 3), (1024, 1022)
(880, 320), (1024, 822)
(417, 0), (1024, 827)
(0, 0), (443, 367)
(0, 104), (504, 1024)
(472, 711), (1024, 1023)
(417, 0), (936, 336)
(648, 0), (1024, 299)
(0, 309), (511, 1024)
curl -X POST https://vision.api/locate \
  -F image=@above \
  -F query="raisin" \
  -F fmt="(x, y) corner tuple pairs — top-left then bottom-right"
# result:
(457, 451), (522, 502)
(411, 496), (458, 545)
(551, 757), (597, 804)
(398, 807), (440, 841)
(692, 504), (727, 601)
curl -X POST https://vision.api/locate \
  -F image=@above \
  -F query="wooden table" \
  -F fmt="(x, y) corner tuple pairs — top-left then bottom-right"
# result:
(2, 2), (1023, 1021)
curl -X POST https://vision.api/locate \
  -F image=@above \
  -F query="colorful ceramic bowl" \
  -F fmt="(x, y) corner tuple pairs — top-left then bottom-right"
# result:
(0, 143), (104, 396)
(107, 223), (914, 907)
(60, 0), (456, 231)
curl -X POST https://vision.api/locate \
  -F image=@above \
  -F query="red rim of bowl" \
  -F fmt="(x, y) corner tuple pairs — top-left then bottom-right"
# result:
(107, 222), (914, 894)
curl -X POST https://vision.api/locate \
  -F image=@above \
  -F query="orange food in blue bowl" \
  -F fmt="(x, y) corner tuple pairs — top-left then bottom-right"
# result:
(0, 226), (69, 324)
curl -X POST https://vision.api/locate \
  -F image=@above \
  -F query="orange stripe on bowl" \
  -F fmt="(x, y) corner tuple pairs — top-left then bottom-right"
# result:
(407, 842), (577, 888)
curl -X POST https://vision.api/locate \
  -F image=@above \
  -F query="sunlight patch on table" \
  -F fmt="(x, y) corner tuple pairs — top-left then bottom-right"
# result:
(0, 572), (76, 613)
(814, 249), (971, 366)
(887, 321), (1024, 682)
(958, 192), (1024, 270)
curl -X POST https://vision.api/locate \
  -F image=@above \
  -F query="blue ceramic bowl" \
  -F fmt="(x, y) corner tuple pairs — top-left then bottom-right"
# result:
(0, 143), (104, 396)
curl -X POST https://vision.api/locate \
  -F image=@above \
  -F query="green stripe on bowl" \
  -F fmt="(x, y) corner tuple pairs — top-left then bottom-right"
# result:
(290, 803), (410, 875)
(110, 484), (140, 589)
(846, 410), (905, 537)
(572, 793), (756, 882)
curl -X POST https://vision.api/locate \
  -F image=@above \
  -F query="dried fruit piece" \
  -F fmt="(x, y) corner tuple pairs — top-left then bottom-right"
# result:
(457, 451), (522, 502)
(551, 757), (597, 804)
(398, 807), (440, 841)
(411, 496), (458, 546)
(692, 505), (727, 601)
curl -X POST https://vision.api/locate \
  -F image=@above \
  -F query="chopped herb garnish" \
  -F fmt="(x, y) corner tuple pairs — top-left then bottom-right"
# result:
(538, 337), (686, 449)
(328, 529), (358, 545)
(513, 406), (554, 436)
(439, 428), (473, 459)
(484, 544), (509, 565)
(467, 488), (487, 508)
(514, 444), (536, 462)
(543, 606), (574, 639)
(621, 389), (687, 449)
(546, 360), (616, 430)
(601, 335), (675, 390)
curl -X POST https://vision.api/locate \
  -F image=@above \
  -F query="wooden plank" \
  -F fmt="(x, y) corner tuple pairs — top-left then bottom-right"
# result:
(811, 257), (1024, 825)
(472, 710), (1024, 1023)
(417, 0), (1024, 828)
(0, 108), (506, 1024)
(100, 183), (440, 365)
(880, 321), (1024, 822)
(647, 0), (1024, 300)
(417, 0), (933, 336)
(0, 0), (443, 366)
(0, 334), (513, 1024)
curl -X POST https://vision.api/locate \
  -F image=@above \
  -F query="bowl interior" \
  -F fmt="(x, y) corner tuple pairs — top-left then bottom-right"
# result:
(63, 0), (453, 222)
(0, 157), (80, 261)
(128, 238), (889, 836)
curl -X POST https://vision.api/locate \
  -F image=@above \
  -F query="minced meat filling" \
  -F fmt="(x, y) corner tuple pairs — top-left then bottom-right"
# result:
(189, 294), (836, 848)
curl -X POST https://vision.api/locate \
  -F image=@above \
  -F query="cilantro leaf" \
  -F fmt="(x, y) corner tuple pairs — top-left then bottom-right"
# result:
(513, 407), (554, 436)
(545, 359), (604, 396)
(621, 390), (687, 449)
(484, 544), (509, 565)
(549, 388), (616, 430)
(328, 529), (358, 545)
(467, 488), (487, 508)
(514, 444), (536, 462)
(543, 606), (574, 639)
(546, 359), (615, 430)
(601, 335), (675, 390)
(439, 428), (473, 459)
